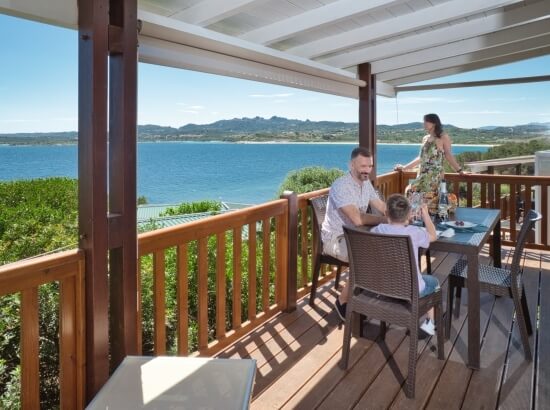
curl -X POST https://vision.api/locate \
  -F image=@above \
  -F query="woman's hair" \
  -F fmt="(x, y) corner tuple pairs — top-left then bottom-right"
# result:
(424, 113), (443, 138)
(386, 193), (411, 223)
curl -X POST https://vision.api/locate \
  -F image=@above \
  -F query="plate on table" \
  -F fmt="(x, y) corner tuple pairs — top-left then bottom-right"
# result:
(444, 220), (476, 229)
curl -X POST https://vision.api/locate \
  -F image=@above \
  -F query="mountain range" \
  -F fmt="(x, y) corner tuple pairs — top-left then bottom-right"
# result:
(1, 116), (549, 145)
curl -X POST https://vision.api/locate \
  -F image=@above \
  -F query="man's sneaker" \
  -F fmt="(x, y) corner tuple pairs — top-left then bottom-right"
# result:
(420, 319), (435, 336)
(334, 299), (347, 322)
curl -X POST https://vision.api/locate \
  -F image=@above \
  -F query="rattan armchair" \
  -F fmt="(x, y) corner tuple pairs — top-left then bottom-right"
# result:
(340, 226), (445, 398)
(446, 209), (541, 360)
(309, 195), (348, 306)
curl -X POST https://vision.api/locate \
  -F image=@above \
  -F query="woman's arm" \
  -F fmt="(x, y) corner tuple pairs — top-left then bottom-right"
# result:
(441, 134), (464, 174)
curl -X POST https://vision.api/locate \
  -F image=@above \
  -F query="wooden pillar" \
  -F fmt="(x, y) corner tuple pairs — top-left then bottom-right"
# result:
(281, 191), (298, 312)
(108, 0), (139, 372)
(78, 0), (138, 402)
(358, 63), (377, 179)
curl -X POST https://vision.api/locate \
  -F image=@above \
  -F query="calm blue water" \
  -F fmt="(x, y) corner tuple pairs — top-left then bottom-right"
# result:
(0, 142), (487, 204)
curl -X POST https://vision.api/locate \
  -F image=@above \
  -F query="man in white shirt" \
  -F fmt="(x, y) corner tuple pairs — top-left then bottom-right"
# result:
(321, 147), (387, 319)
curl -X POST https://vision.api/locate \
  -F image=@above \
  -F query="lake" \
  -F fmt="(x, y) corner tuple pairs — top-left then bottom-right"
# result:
(0, 142), (488, 204)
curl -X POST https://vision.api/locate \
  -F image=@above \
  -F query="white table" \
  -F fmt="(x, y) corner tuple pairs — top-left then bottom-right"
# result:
(87, 356), (256, 409)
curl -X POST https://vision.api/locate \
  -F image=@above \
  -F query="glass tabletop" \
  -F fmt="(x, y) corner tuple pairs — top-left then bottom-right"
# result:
(434, 207), (500, 248)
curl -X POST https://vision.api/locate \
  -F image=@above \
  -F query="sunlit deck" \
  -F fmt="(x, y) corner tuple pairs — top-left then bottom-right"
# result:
(219, 248), (550, 410)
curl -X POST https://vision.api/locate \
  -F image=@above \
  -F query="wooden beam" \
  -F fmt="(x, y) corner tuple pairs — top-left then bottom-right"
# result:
(395, 75), (550, 92)
(319, 0), (550, 68)
(378, 33), (550, 82)
(358, 63), (377, 179)
(390, 46), (550, 86)
(169, 0), (268, 26)
(78, 0), (110, 401)
(108, 0), (139, 371)
(374, 19), (550, 76)
(287, 0), (521, 59)
(239, 0), (405, 45)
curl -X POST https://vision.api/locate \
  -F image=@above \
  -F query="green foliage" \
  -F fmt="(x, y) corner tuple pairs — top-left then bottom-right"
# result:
(278, 166), (344, 195)
(160, 200), (222, 216)
(137, 195), (149, 205)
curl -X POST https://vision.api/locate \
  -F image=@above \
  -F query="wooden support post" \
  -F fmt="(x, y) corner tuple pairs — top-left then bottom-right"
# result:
(281, 191), (298, 312)
(79, 0), (138, 401)
(78, 0), (110, 400)
(108, 0), (139, 371)
(358, 63), (377, 179)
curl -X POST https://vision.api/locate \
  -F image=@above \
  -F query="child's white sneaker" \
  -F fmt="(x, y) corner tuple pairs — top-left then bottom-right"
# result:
(420, 319), (435, 336)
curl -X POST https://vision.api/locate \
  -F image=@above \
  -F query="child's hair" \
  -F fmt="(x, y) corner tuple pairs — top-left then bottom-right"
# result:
(386, 193), (411, 223)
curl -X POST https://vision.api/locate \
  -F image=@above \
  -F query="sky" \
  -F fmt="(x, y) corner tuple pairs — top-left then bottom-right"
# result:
(1, 13), (549, 134)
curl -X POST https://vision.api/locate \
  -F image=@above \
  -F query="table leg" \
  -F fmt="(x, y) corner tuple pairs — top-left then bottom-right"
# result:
(493, 220), (502, 268)
(467, 251), (480, 369)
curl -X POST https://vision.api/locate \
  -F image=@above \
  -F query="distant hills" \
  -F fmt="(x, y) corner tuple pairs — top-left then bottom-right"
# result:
(1, 116), (549, 145)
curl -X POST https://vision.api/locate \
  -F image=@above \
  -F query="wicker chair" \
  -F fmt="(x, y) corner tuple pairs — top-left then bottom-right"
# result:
(446, 209), (541, 360)
(309, 195), (349, 306)
(340, 226), (445, 398)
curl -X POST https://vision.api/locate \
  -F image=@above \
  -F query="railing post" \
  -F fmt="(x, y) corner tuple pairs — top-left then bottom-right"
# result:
(397, 168), (405, 194)
(281, 191), (298, 312)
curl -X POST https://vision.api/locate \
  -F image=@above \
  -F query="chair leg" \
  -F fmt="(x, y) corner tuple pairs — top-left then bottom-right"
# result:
(446, 280), (454, 340)
(520, 286), (533, 336)
(425, 249), (432, 274)
(380, 321), (387, 340)
(512, 293), (532, 360)
(341, 310), (354, 369)
(454, 284), (462, 318)
(435, 303), (445, 357)
(406, 326), (419, 398)
(309, 255), (321, 307)
(334, 265), (342, 290)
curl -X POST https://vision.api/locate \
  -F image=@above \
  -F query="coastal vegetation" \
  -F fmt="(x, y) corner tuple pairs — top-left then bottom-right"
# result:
(1, 117), (549, 145)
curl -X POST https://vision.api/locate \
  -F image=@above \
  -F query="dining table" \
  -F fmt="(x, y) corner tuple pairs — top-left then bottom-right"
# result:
(430, 207), (501, 370)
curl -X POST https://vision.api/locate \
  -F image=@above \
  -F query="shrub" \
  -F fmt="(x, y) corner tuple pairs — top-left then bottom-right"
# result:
(278, 166), (344, 195)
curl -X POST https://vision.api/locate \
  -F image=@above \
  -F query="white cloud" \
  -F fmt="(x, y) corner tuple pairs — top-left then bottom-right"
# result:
(187, 105), (205, 110)
(180, 110), (199, 114)
(248, 93), (294, 98)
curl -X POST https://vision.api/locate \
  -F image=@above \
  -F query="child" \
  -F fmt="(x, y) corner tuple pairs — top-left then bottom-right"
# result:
(372, 193), (439, 336)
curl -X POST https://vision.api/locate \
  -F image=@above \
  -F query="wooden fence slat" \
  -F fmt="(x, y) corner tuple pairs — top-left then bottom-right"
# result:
(59, 277), (77, 410)
(524, 184), (533, 213)
(75, 258), (86, 409)
(136, 258), (142, 355)
(262, 219), (271, 312)
(466, 181), (473, 207)
(198, 237), (209, 351)
(232, 228), (242, 329)
(481, 182), (487, 208)
(177, 244), (189, 355)
(153, 251), (166, 355)
(21, 287), (40, 409)
(275, 212), (289, 311)
(495, 183), (502, 214)
(248, 223), (257, 321)
(300, 210), (308, 288)
(510, 184), (517, 243)
(542, 184), (548, 245)
(216, 233), (227, 340)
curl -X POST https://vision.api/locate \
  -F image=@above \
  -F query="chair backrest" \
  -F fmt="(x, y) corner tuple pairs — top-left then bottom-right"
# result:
(510, 209), (542, 286)
(309, 195), (329, 254)
(343, 225), (419, 303)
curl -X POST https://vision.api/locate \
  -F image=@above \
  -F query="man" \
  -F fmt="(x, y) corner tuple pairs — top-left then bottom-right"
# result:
(321, 147), (387, 320)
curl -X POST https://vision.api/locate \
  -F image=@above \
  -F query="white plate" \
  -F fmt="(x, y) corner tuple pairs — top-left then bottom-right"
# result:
(444, 220), (476, 228)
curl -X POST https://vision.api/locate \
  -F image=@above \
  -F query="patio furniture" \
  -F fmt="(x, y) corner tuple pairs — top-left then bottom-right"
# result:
(429, 207), (502, 369)
(446, 209), (541, 360)
(86, 356), (256, 409)
(340, 226), (445, 398)
(309, 195), (349, 305)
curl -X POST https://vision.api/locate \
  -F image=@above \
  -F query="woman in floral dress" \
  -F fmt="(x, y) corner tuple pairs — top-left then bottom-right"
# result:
(400, 114), (464, 196)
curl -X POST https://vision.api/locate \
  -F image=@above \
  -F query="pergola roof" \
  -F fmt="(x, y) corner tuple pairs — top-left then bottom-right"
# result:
(2, 0), (550, 98)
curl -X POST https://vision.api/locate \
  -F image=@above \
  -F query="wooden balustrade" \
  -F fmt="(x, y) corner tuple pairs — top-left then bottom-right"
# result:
(137, 199), (289, 357)
(0, 250), (86, 409)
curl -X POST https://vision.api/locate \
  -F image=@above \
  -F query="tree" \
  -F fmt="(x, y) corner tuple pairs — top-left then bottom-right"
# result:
(278, 166), (344, 195)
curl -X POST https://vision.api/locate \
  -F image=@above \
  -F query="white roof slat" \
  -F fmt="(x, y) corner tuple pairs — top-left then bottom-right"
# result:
(286, 0), (523, 59)
(390, 45), (550, 85)
(318, 0), (550, 68)
(239, 0), (407, 45)
(0, 0), (77, 28)
(374, 17), (550, 75)
(169, 0), (271, 26)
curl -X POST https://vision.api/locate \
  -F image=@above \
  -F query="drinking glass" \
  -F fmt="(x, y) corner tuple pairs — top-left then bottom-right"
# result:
(410, 192), (423, 223)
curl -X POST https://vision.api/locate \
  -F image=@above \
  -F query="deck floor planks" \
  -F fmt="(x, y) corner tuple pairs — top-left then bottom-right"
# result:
(535, 253), (550, 410)
(497, 251), (540, 410)
(216, 249), (550, 410)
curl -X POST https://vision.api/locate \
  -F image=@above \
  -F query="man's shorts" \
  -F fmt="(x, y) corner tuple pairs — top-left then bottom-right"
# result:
(323, 235), (349, 263)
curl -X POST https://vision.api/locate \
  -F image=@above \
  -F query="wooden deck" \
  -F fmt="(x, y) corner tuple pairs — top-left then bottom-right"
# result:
(218, 247), (550, 409)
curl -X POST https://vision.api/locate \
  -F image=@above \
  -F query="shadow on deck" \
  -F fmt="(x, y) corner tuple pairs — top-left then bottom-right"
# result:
(218, 248), (550, 409)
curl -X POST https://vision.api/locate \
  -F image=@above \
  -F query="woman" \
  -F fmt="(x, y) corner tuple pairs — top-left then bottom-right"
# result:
(401, 113), (464, 194)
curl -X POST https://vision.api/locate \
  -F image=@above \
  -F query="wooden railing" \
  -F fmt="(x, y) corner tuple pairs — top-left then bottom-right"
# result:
(0, 250), (85, 409)
(136, 198), (289, 357)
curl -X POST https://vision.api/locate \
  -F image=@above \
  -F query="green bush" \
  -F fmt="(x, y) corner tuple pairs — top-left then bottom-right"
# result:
(160, 200), (222, 216)
(278, 166), (344, 195)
